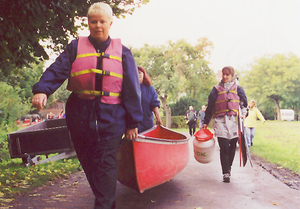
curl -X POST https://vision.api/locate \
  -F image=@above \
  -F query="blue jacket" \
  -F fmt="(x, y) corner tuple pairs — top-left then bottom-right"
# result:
(33, 36), (143, 140)
(138, 84), (160, 133)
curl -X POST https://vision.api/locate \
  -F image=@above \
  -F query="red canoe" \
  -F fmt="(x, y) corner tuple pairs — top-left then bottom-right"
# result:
(117, 126), (190, 193)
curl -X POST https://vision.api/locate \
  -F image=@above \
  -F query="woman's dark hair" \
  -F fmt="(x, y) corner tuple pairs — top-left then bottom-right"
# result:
(138, 66), (151, 86)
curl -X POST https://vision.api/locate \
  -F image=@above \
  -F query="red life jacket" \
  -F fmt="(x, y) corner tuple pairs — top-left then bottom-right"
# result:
(213, 83), (240, 118)
(67, 37), (123, 104)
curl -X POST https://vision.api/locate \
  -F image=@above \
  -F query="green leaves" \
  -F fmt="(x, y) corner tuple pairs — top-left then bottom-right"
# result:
(132, 39), (216, 105)
(0, 0), (148, 76)
(0, 82), (31, 126)
(241, 53), (300, 119)
(132, 39), (215, 127)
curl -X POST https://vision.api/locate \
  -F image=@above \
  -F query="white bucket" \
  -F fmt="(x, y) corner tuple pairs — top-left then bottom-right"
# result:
(193, 130), (215, 164)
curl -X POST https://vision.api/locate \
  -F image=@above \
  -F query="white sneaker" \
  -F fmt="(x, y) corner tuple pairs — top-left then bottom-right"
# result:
(223, 173), (230, 183)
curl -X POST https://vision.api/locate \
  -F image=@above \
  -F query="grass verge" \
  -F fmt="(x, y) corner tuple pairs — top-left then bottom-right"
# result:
(249, 121), (300, 174)
(174, 121), (300, 175)
(0, 156), (80, 201)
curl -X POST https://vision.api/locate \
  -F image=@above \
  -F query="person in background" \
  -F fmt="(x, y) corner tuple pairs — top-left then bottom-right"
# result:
(186, 105), (197, 136)
(46, 112), (54, 120)
(137, 66), (163, 133)
(198, 105), (206, 129)
(244, 100), (265, 147)
(58, 111), (65, 118)
(202, 66), (247, 183)
(31, 2), (143, 209)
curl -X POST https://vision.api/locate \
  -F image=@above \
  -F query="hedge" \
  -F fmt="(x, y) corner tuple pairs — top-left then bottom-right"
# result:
(157, 115), (199, 129)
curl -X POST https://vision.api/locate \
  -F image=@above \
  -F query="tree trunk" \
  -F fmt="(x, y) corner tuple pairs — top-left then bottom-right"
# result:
(160, 96), (172, 128)
(274, 99), (281, 120)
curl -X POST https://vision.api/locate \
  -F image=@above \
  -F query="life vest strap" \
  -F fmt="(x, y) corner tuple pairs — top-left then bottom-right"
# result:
(213, 109), (239, 123)
(76, 52), (122, 62)
(218, 90), (237, 95)
(214, 109), (238, 114)
(76, 53), (98, 58)
(70, 69), (123, 79)
(101, 52), (122, 62)
(215, 99), (240, 104)
(74, 90), (120, 97)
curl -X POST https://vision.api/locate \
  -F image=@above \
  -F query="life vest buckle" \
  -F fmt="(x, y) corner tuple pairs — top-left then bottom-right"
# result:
(102, 53), (110, 58)
(103, 70), (111, 76)
(102, 91), (110, 96)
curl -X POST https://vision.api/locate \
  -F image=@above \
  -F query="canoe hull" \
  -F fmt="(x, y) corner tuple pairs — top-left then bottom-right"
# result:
(117, 126), (189, 193)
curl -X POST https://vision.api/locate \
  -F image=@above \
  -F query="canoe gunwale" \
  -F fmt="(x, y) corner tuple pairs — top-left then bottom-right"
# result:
(135, 135), (189, 144)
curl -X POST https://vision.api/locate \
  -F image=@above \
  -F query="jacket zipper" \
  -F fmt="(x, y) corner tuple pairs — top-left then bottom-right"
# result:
(95, 49), (101, 142)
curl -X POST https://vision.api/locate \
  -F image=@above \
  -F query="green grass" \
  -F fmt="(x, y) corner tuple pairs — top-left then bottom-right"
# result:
(174, 121), (300, 175)
(249, 121), (300, 174)
(0, 156), (80, 200)
(172, 128), (189, 133)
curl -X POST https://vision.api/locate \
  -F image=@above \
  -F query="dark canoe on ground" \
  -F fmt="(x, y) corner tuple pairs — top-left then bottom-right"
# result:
(117, 125), (190, 193)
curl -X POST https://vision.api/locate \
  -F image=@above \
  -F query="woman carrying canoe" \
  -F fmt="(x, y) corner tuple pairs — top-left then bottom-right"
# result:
(32, 2), (143, 208)
(202, 66), (248, 183)
(137, 66), (163, 133)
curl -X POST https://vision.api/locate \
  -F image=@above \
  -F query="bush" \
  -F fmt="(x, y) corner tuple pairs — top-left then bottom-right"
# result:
(0, 126), (15, 163)
(0, 133), (9, 163)
(158, 115), (197, 129)
(169, 97), (202, 116)
(170, 115), (190, 128)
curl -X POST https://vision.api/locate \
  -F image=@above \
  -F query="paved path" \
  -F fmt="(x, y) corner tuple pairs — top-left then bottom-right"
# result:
(115, 134), (300, 209)
(4, 133), (300, 209)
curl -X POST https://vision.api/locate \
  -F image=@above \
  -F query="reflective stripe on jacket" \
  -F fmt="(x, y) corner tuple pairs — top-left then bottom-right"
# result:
(67, 37), (123, 103)
(214, 83), (240, 117)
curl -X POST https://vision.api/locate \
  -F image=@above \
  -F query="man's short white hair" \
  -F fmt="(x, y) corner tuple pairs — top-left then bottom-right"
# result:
(87, 2), (113, 20)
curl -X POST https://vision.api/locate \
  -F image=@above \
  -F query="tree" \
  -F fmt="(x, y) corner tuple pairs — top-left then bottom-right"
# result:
(0, 0), (149, 76)
(1, 61), (45, 103)
(0, 60), (71, 122)
(0, 82), (31, 127)
(183, 58), (217, 105)
(241, 53), (300, 120)
(169, 97), (201, 116)
(51, 80), (71, 104)
(132, 38), (215, 128)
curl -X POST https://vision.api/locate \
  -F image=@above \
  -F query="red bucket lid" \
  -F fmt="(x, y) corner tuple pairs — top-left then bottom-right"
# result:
(194, 129), (213, 141)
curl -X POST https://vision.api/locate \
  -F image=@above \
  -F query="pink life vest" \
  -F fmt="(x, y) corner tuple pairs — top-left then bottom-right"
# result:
(213, 83), (240, 118)
(67, 37), (123, 104)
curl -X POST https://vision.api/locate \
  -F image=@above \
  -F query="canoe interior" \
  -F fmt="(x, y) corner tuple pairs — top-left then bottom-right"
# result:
(142, 125), (187, 141)
(8, 118), (73, 158)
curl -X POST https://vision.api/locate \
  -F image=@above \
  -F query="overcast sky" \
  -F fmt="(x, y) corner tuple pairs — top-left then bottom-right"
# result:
(79, 0), (300, 72)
